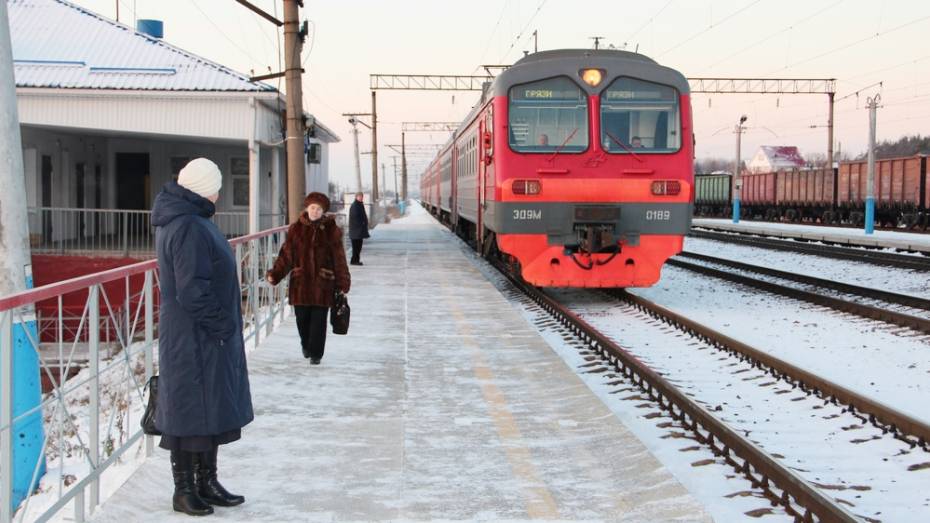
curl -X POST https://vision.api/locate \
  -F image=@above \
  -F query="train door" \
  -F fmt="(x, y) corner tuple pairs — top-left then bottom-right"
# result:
(451, 144), (458, 227)
(477, 119), (486, 251)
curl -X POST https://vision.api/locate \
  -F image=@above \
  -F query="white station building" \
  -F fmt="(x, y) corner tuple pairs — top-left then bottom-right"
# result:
(9, 0), (338, 252)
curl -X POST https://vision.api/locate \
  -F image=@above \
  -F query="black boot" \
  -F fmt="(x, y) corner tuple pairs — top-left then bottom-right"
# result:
(195, 446), (245, 506)
(171, 450), (213, 516)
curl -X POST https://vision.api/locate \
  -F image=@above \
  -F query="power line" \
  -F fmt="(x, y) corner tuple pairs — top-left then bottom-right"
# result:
(700, 0), (844, 73)
(474, 1), (510, 72)
(497, 0), (548, 63)
(192, 0), (267, 66)
(769, 14), (930, 74)
(657, 0), (764, 58)
(840, 53), (930, 84)
(625, 0), (674, 44)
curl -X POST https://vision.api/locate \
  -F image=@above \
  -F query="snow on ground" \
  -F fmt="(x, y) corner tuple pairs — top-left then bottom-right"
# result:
(692, 218), (930, 250)
(82, 205), (712, 522)
(630, 265), (930, 426)
(24, 204), (927, 522)
(550, 289), (929, 522)
(683, 236), (930, 299)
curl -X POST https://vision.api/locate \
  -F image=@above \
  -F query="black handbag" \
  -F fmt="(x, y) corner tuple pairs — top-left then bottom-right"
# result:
(331, 291), (350, 335)
(141, 375), (161, 436)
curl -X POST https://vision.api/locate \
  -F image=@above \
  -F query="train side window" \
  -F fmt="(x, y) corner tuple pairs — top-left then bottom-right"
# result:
(508, 76), (588, 153)
(600, 77), (680, 154)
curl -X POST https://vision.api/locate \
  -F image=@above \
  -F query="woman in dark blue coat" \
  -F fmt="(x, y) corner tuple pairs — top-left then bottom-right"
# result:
(152, 158), (253, 516)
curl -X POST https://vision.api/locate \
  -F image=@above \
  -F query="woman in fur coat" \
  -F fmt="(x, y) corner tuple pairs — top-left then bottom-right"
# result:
(266, 192), (351, 364)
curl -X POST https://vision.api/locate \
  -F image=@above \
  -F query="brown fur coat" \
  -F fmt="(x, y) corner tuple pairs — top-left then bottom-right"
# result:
(267, 213), (350, 307)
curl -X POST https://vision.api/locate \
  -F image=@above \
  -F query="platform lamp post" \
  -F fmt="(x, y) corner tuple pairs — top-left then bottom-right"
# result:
(732, 115), (748, 223)
(865, 94), (880, 235)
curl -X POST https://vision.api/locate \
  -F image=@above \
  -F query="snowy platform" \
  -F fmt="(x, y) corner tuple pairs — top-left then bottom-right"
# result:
(692, 218), (930, 254)
(88, 209), (711, 522)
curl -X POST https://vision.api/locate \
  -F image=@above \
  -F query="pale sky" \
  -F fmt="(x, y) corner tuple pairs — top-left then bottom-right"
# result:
(70, 0), (930, 190)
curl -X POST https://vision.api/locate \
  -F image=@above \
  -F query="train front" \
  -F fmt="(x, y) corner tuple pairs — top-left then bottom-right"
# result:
(486, 50), (693, 287)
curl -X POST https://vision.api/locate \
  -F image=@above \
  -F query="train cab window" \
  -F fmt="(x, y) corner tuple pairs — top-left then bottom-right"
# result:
(508, 76), (588, 153)
(600, 77), (680, 154)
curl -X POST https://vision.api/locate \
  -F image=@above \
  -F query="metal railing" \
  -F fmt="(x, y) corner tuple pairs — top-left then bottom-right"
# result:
(0, 224), (291, 522)
(26, 208), (287, 256)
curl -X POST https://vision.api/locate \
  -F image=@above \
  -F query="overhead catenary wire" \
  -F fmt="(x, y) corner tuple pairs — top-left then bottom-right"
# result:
(474, 1), (511, 73)
(768, 14), (930, 74)
(496, 0), (549, 63)
(625, 0), (674, 47)
(699, 0), (844, 73)
(657, 0), (764, 59)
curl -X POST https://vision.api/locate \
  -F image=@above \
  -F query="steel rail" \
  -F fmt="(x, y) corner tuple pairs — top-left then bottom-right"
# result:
(678, 251), (930, 312)
(667, 257), (930, 335)
(688, 229), (930, 271)
(491, 260), (859, 523)
(608, 290), (930, 451)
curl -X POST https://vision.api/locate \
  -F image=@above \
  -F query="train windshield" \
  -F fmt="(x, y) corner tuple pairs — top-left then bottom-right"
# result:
(508, 76), (589, 153)
(600, 77), (680, 154)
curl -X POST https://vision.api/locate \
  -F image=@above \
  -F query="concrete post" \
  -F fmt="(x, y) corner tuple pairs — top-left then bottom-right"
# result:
(0, 1), (45, 514)
(865, 94), (880, 235)
(731, 115), (747, 224)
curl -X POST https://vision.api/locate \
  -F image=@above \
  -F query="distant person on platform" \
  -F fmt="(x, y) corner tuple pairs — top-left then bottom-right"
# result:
(631, 136), (644, 148)
(537, 133), (550, 146)
(151, 158), (253, 516)
(349, 192), (370, 266)
(266, 192), (351, 365)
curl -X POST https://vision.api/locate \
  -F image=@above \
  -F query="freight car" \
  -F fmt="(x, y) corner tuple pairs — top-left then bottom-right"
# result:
(420, 49), (695, 287)
(693, 155), (929, 229)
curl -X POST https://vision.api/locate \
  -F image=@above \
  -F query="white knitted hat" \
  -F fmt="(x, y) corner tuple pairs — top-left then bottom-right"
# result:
(178, 158), (222, 198)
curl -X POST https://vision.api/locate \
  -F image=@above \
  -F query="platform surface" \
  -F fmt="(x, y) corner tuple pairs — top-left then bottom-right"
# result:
(89, 210), (712, 522)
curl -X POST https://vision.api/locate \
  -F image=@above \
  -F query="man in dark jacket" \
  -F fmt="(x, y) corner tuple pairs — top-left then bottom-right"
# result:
(348, 192), (370, 265)
(152, 158), (253, 516)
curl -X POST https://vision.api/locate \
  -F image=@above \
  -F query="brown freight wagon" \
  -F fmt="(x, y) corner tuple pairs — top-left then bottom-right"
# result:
(838, 155), (926, 226)
(741, 171), (776, 206)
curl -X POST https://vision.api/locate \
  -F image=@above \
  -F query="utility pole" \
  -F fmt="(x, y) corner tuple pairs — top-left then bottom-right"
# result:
(371, 91), (379, 204)
(350, 119), (362, 192)
(532, 30), (538, 53)
(0, 1), (45, 516)
(282, 0), (306, 222)
(392, 156), (399, 203)
(865, 94), (881, 235)
(401, 131), (408, 201)
(590, 36), (604, 50)
(342, 112), (372, 194)
(732, 115), (748, 224)
(827, 92), (835, 169)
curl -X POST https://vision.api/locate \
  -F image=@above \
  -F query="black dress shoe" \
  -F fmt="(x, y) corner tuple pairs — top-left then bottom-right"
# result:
(350, 261), (363, 266)
(310, 358), (321, 365)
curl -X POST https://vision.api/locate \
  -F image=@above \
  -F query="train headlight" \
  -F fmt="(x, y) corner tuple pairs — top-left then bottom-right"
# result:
(580, 68), (604, 87)
(651, 180), (682, 196)
(512, 180), (542, 195)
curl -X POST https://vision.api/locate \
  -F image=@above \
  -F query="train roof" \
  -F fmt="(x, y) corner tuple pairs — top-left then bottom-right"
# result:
(428, 49), (691, 168)
(494, 48), (690, 96)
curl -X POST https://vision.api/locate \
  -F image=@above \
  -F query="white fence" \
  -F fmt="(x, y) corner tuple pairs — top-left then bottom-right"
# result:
(26, 208), (287, 256)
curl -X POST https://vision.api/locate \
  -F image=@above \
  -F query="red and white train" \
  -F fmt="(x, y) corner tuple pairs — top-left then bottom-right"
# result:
(420, 49), (694, 287)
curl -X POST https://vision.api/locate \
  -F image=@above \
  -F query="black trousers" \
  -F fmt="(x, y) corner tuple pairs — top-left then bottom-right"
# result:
(351, 239), (363, 263)
(294, 305), (328, 360)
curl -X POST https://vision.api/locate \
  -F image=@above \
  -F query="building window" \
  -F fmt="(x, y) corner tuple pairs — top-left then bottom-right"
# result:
(230, 157), (249, 207)
(232, 177), (249, 207)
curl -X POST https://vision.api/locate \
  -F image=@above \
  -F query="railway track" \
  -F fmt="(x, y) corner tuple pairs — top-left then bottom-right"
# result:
(689, 229), (930, 271)
(670, 252), (930, 335)
(488, 258), (868, 522)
